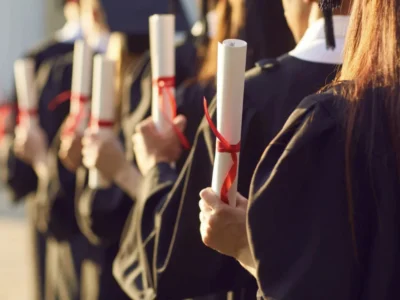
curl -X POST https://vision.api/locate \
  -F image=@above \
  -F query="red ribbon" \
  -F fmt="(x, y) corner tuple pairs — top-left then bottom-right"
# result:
(153, 77), (190, 150)
(0, 103), (16, 139)
(17, 108), (38, 126)
(48, 91), (90, 136)
(203, 98), (241, 204)
(89, 117), (114, 129)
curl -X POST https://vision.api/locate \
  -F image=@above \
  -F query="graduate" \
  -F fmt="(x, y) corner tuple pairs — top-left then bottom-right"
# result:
(125, 0), (351, 298)
(67, 0), (194, 299)
(30, 1), (114, 300)
(199, 0), (400, 298)
(0, 2), (82, 300)
(112, 0), (294, 299)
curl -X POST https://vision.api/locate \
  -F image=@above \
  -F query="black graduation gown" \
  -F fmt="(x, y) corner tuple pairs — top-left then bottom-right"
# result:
(74, 38), (199, 300)
(113, 79), (218, 300)
(248, 87), (400, 300)
(29, 52), (90, 300)
(5, 39), (74, 203)
(74, 52), (151, 300)
(113, 55), (339, 299)
(2, 43), (74, 300)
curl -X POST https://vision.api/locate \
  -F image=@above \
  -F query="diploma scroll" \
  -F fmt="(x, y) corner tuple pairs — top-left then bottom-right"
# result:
(149, 14), (176, 133)
(210, 39), (247, 206)
(65, 40), (93, 136)
(88, 55), (116, 189)
(14, 58), (39, 129)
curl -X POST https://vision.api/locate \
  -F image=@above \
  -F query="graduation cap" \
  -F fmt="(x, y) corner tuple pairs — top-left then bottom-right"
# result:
(99, 0), (190, 35)
(319, 0), (342, 49)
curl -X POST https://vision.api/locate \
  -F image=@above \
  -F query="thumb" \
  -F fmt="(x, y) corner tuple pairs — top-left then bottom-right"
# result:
(200, 188), (222, 210)
(173, 115), (187, 132)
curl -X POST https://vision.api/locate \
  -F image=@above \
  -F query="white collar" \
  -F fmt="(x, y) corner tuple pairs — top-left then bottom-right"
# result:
(87, 33), (110, 54)
(289, 15), (350, 65)
(55, 21), (83, 43)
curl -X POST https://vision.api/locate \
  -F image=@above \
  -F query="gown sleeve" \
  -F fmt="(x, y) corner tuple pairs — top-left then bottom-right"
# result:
(75, 133), (134, 246)
(248, 95), (360, 300)
(33, 55), (79, 240)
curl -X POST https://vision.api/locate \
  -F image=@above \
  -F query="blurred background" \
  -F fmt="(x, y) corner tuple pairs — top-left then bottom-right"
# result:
(0, 1), (64, 299)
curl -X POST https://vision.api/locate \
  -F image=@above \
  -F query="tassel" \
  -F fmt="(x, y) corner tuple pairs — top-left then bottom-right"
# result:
(319, 0), (342, 50)
(323, 9), (336, 50)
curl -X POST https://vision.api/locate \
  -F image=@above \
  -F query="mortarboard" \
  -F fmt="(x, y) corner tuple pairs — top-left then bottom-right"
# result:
(99, 0), (190, 35)
(319, 0), (342, 49)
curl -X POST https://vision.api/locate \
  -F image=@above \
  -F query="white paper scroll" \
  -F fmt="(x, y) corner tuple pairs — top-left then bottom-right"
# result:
(149, 14), (176, 132)
(211, 39), (247, 207)
(88, 55), (116, 189)
(14, 58), (39, 129)
(70, 40), (93, 133)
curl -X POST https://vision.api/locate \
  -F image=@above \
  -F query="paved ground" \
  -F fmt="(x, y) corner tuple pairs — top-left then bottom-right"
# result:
(0, 185), (33, 300)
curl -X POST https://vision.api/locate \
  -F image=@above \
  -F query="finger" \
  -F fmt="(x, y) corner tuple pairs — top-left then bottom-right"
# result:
(199, 199), (212, 213)
(199, 188), (221, 210)
(173, 115), (187, 132)
(135, 117), (155, 134)
(199, 211), (208, 223)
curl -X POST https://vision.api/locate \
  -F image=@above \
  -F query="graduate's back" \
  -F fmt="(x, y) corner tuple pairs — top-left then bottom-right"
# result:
(248, 0), (400, 298)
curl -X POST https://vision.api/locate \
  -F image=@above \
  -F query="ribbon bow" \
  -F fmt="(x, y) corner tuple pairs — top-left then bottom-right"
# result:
(203, 98), (241, 204)
(48, 91), (90, 136)
(153, 77), (190, 150)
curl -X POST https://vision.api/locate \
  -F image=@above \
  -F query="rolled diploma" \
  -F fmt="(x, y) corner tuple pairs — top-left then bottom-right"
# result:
(14, 58), (39, 129)
(211, 39), (247, 207)
(70, 40), (93, 133)
(149, 14), (176, 133)
(88, 55), (116, 189)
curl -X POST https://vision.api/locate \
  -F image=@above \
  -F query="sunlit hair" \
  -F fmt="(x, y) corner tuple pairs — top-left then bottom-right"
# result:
(197, 0), (244, 84)
(197, 0), (294, 84)
(334, 0), (400, 254)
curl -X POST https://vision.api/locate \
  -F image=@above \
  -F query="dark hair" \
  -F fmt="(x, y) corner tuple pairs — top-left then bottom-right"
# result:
(335, 0), (400, 252)
(197, 0), (295, 84)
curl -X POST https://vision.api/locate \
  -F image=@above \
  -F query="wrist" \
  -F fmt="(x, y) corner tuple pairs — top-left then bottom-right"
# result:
(235, 244), (257, 277)
(114, 163), (142, 199)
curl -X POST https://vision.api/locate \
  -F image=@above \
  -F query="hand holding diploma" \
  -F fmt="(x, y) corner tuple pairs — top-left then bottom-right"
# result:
(14, 58), (49, 179)
(85, 55), (115, 189)
(59, 40), (93, 171)
(149, 14), (190, 149)
(132, 115), (187, 176)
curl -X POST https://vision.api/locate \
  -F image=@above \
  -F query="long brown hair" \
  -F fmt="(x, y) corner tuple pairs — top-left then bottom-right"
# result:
(337, 0), (400, 252)
(197, 0), (295, 84)
(197, 0), (245, 83)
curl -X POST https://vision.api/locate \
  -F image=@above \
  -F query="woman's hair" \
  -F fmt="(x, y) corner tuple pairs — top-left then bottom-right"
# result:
(197, 0), (295, 84)
(336, 0), (400, 252)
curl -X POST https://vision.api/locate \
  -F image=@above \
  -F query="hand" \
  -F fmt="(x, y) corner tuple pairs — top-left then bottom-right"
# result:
(14, 125), (48, 166)
(81, 129), (127, 181)
(59, 133), (83, 172)
(199, 188), (250, 260)
(132, 115), (187, 176)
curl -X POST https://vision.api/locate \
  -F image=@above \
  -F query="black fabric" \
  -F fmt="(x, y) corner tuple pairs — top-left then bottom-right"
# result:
(100, 0), (189, 34)
(248, 87), (400, 299)
(76, 36), (199, 300)
(32, 52), (85, 300)
(113, 79), (217, 300)
(4, 41), (74, 203)
(113, 55), (339, 299)
(32, 52), (78, 241)
(1, 40), (75, 300)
